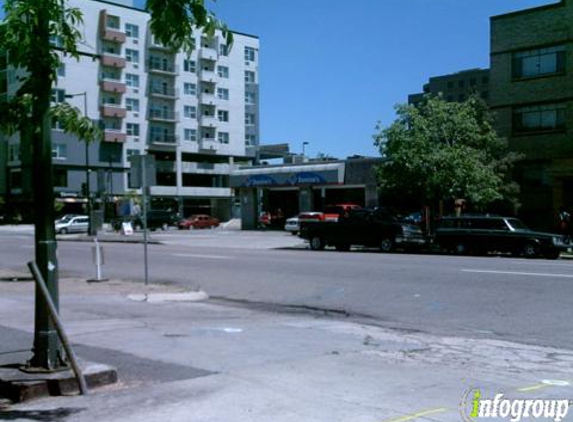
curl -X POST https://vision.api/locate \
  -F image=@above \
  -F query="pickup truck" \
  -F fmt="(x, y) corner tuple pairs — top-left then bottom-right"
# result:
(299, 209), (427, 252)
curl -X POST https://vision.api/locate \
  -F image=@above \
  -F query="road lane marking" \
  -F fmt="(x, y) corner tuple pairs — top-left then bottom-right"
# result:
(517, 380), (570, 392)
(380, 407), (449, 422)
(461, 269), (573, 279)
(517, 383), (549, 392)
(172, 253), (234, 260)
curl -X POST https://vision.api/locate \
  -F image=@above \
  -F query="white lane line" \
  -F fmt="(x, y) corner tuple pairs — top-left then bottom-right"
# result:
(172, 253), (234, 260)
(462, 269), (573, 278)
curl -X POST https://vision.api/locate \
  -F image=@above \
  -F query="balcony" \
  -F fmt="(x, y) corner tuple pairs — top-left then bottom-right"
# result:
(148, 60), (178, 75)
(101, 52), (126, 68)
(100, 78), (126, 93)
(100, 104), (127, 118)
(148, 85), (179, 99)
(199, 48), (218, 61)
(149, 133), (178, 146)
(200, 115), (218, 127)
(200, 69), (216, 82)
(101, 28), (126, 43)
(103, 129), (127, 143)
(200, 138), (219, 151)
(155, 161), (176, 172)
(148, 109), (179, 122)
(199, 92), (217, 105)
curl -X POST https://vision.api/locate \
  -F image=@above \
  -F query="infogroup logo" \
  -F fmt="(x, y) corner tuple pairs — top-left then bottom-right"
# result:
(460, 388), (570, 422)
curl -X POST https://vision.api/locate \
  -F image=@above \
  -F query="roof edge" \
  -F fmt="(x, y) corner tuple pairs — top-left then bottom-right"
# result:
(491, 0), (564, 21)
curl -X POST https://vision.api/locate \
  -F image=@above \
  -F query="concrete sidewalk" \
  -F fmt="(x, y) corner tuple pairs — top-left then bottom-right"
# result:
(1, 271), (572, 421)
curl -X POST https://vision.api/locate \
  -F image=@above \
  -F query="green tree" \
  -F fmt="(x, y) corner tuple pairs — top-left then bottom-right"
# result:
(374, 95), (520, 213)
(0, 0), (231, 370)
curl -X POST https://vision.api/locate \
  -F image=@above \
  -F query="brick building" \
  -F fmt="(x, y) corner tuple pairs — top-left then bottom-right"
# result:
(490, 0), (573, 229)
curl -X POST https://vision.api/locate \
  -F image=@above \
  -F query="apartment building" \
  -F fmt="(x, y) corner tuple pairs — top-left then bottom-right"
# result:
(408, 68), (490, 106)
(490, 0), (572, 229)
(1, 0), (259, 221)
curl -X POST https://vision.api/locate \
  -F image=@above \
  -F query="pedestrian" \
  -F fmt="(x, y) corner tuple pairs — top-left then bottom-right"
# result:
(558, 206), (571, 242)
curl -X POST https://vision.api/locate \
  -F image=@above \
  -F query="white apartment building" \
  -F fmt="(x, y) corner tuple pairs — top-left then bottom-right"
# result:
(1, 0), (260, 221)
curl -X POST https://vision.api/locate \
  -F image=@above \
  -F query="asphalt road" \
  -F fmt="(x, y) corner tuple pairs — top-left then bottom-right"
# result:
(1, 228), (572, 351)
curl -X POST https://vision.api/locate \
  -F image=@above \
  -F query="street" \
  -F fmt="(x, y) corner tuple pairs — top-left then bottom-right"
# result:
(1, 227), (572, 350)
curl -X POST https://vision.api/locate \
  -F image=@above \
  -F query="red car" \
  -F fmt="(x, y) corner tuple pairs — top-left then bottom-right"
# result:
(178, 214), (220, 230)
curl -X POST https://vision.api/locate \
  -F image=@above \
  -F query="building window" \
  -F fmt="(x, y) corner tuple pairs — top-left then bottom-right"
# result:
(184, 128), (197, 141)
(217, 65), (229, 78)
(126, 123), (140, 136)
(125, 23), (139, 38)
(125, 73), (139, 88)
(125, 98), (139, 112)
(183, 59), (196, 73)
(127, 149), (140, 157)
(447, 81), (454, 89)
(184, 82), (196, 95)
(482, 76), (489, 84)
(8, 144), (20, 161)
(481, 91), (489, 100)
(53, 168), (68, 188)
(513, 103), (566, 134)
(244, 46), (256, 62)
(51, 89), (65, 103)
(513, 45), (565, 79)
(245, 134), (256, 146)
(245, 92), (255, 105)
(217, 110), (229, 122)
(184, 105), (197, 119)
(458, 94), (465, 102)
(52, 143), (67, 160)
(245, 113), (255, 126)
(57, 64), (66, 77)
(458, 80), (465, 88)
(217, 132), (229, 144)
(106, 15), (120, 30)
(470, 78), (476, 86)
(219, 44), (228, 56)
(245, 70), (255, 84)
(125, 49), (139, 63)
(217, 88), (229, 100)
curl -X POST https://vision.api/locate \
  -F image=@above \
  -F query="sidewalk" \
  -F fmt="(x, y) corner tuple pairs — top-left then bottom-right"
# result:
(1, 272), (572, 421)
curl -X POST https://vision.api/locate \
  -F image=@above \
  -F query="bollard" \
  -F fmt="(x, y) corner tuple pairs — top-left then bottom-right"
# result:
(88, 238), (108, 283)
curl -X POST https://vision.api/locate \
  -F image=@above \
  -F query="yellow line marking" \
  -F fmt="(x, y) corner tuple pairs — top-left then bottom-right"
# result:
(381, 407), (449, 422)
(517, 384), (548, 392)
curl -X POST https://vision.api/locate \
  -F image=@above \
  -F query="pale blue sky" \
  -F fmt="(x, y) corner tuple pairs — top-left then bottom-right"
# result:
(150, 0), (552, 159)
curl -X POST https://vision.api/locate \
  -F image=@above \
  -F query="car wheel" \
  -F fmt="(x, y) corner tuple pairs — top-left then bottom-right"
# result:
(309, 236), (325, 251)
(523, 242), (539, 258)
(380, 237), (394, 253)
(453, 242), (467, 255)
(335, 243), (350, 252)
(59, 228), (68, 235)
(291, 231), (298, 236)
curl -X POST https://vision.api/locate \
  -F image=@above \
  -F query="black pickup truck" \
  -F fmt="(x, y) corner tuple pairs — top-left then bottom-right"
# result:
(299, 209), (427, 252)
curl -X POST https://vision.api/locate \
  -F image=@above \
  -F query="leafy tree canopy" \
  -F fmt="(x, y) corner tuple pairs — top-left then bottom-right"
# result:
(374, 95), (520, 210)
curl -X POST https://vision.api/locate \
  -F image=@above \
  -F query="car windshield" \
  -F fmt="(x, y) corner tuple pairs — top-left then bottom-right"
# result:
(58, 215), (75, 223)
(506, 218), (529, 231)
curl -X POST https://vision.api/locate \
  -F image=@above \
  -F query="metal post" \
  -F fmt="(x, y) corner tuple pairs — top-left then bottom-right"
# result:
(142, 157), (149, 286)
(28, 262), (88, 395)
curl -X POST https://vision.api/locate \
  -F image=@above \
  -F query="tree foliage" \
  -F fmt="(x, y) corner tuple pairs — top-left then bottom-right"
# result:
(374, 96), (520, 210)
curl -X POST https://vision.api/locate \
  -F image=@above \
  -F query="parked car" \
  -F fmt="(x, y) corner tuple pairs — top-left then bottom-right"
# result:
(434, 215), (570, 259)
(299, 208), (427, 252)
(178, 214), (220, 230)
(284, 216), (300, 234)
(322, 204), (362, 221)
(55, 215), (89, 234)
(55, 214), (80, 225)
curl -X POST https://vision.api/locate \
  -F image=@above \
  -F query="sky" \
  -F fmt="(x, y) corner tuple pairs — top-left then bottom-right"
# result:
(150, 0), (554, 160)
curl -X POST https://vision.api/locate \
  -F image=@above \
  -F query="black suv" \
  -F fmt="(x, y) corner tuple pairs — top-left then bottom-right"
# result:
(434, 215), (569, 259)
(113, 210), (178, 231)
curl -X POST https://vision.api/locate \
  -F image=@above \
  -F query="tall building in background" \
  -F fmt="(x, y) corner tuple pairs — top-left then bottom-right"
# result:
(0, 0), (260, 221)
(408, 68), (490, 106)
(490, 0), (571, 229)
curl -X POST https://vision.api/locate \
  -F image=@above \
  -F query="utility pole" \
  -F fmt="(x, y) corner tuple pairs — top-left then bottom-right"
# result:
(65, 92), (92, 235)
(29, 5), (62, 370)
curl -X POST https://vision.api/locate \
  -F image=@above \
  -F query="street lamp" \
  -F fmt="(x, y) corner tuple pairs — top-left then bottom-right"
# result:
(65, 92), (93, 236)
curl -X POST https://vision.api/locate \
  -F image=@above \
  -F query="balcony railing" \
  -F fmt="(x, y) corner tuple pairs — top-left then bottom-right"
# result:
(101, 52), (126, 69)
(100, 78), (126, 93)
(148, 60), (178, 75)
(200, 138), (219, 151)
(200, 69), (216, 82)
(200, 115), (218, 127)
(103, 129), (127, 143)
(149, 133), (178, 145)
(148, 109), (179, 122)
(100, 104), (127, 118)
(199, 48), (218, 61)
(101, 28), (126, 43)
(199, 92), (217, 105)
(148, 85), (179, 99)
